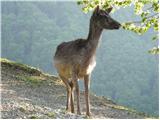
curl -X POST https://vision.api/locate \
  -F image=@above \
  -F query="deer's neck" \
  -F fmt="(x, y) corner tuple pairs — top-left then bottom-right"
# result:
(87, 22), (103, 53)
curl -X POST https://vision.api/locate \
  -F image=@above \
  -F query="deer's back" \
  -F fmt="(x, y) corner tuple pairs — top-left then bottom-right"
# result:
(54, 39), (96, 79)
(54, 39), (89, 63)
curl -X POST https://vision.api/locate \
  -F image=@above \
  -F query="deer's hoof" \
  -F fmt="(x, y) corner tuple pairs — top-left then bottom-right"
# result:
(66, 108), (71, 113)
(86, 112), (92, 118)
(71, 110), (75, 113)
(77, 111), (81, 115)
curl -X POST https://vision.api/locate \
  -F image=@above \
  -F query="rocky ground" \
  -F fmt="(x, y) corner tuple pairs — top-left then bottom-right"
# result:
(1, 58), (152, 119)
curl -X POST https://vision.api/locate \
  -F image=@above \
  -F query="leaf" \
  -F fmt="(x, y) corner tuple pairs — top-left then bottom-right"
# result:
(148, 47), (159, 54)
(77, 1), (83, 5)
(142, 17), (147, 22)
(152, 35), (158, 41)
(154, 22), (158, 31)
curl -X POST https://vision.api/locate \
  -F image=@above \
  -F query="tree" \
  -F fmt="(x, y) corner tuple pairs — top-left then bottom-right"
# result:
(77, 0), (159, 54)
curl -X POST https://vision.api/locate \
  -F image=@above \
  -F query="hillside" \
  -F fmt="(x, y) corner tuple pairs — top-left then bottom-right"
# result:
(1, 58), (153, 119)
(2, 2), (158, 116)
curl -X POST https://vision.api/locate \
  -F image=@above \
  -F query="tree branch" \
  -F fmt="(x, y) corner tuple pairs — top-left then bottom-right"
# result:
(143, 6), (153, 11)
(125, 13), (159, 24)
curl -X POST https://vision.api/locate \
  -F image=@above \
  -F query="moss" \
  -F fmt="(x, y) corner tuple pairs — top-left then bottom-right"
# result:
(109, 104), (156, 118)
(43, 73), (58, 79)
(16, 75), (44, 86)
(25, 76), (44, 85)
(111, 104), (136, 112)
(46, 112), (56, 118)
(1, 58), (41, 75)
(29, 115), (38, 119)
(19, 107), (26, 112)
(61, 108), (67, 114)
(109, 104), (145, 116)
(1, 58), (61, 87)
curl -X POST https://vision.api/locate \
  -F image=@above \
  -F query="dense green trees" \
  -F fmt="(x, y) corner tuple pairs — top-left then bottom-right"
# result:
(1, 1), (158, 116)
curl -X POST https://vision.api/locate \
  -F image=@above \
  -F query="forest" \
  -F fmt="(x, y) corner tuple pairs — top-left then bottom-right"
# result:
(1, 1), (159, 116)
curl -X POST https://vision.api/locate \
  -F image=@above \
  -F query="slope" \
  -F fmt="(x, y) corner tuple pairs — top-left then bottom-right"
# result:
(1, 58), (153, 119)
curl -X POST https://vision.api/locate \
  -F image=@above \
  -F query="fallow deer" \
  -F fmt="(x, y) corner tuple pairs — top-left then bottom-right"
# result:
(53, 6), (121, 116)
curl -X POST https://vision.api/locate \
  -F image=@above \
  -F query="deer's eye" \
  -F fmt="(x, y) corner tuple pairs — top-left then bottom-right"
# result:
(100, 13), (105, 16)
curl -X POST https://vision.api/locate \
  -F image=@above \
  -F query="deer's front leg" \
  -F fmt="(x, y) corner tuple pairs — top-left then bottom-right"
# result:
(84, 74), (91, 116)
(59, 75), (71, 112)
(70, 74), (77, 113)
(71, 85), (75, 113)
(75, 79), (81, 114)
(66, 88), (71, 111)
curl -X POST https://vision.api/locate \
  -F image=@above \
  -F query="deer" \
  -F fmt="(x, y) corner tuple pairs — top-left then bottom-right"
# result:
(53, 6), (121, 116)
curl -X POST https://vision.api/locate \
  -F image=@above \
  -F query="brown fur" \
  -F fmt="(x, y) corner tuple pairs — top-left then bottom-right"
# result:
(53, 6), (121, 116)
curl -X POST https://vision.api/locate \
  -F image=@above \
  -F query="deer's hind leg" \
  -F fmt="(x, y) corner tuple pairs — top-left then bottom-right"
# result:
(70, 71), (81, 114)
(84, 74), (91, 116)
(70, 81), (75, 113)
(59, 75), (72, 112)
(75, 79), (81, 114)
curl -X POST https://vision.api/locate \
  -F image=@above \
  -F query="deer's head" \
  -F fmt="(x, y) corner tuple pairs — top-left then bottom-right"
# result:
(91, 6), (121, 30)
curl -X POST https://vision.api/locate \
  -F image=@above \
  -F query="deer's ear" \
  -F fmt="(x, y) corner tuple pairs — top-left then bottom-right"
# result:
(106, 7), (112, 13)
(93, 5), (100, 15)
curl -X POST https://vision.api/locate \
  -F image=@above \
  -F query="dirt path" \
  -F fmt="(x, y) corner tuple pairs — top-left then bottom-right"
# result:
(1, 59), (148, 119)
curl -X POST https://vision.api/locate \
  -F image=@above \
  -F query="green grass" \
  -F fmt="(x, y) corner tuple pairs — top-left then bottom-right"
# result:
(109, 104), (157, 119)
(15, 75), (44, 86)
(1, 58), (61, 87)
(1, 58), (41, 75)
(110, 104), (136, 112)
(29, 115), (39, 119)
(19, 107), (26, 113)
(46, 112), (56, 118)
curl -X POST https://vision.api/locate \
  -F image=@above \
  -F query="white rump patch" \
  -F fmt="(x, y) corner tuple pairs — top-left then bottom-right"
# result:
(87, 61), (96, 74)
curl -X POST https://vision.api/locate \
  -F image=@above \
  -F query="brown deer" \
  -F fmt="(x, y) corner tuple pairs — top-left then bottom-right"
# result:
(53, 6), (121, 116)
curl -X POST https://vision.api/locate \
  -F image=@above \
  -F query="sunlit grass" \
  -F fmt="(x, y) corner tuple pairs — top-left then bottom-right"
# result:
(0, 58), (42, 75)
(46, 112), (56, 118)
(15, 75), (44, 86)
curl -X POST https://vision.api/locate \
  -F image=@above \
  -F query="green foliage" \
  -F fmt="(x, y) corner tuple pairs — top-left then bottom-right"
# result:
(148, 47), (159, 54)
(77, 0), (159, 54)
(46, 112), (56, 118)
